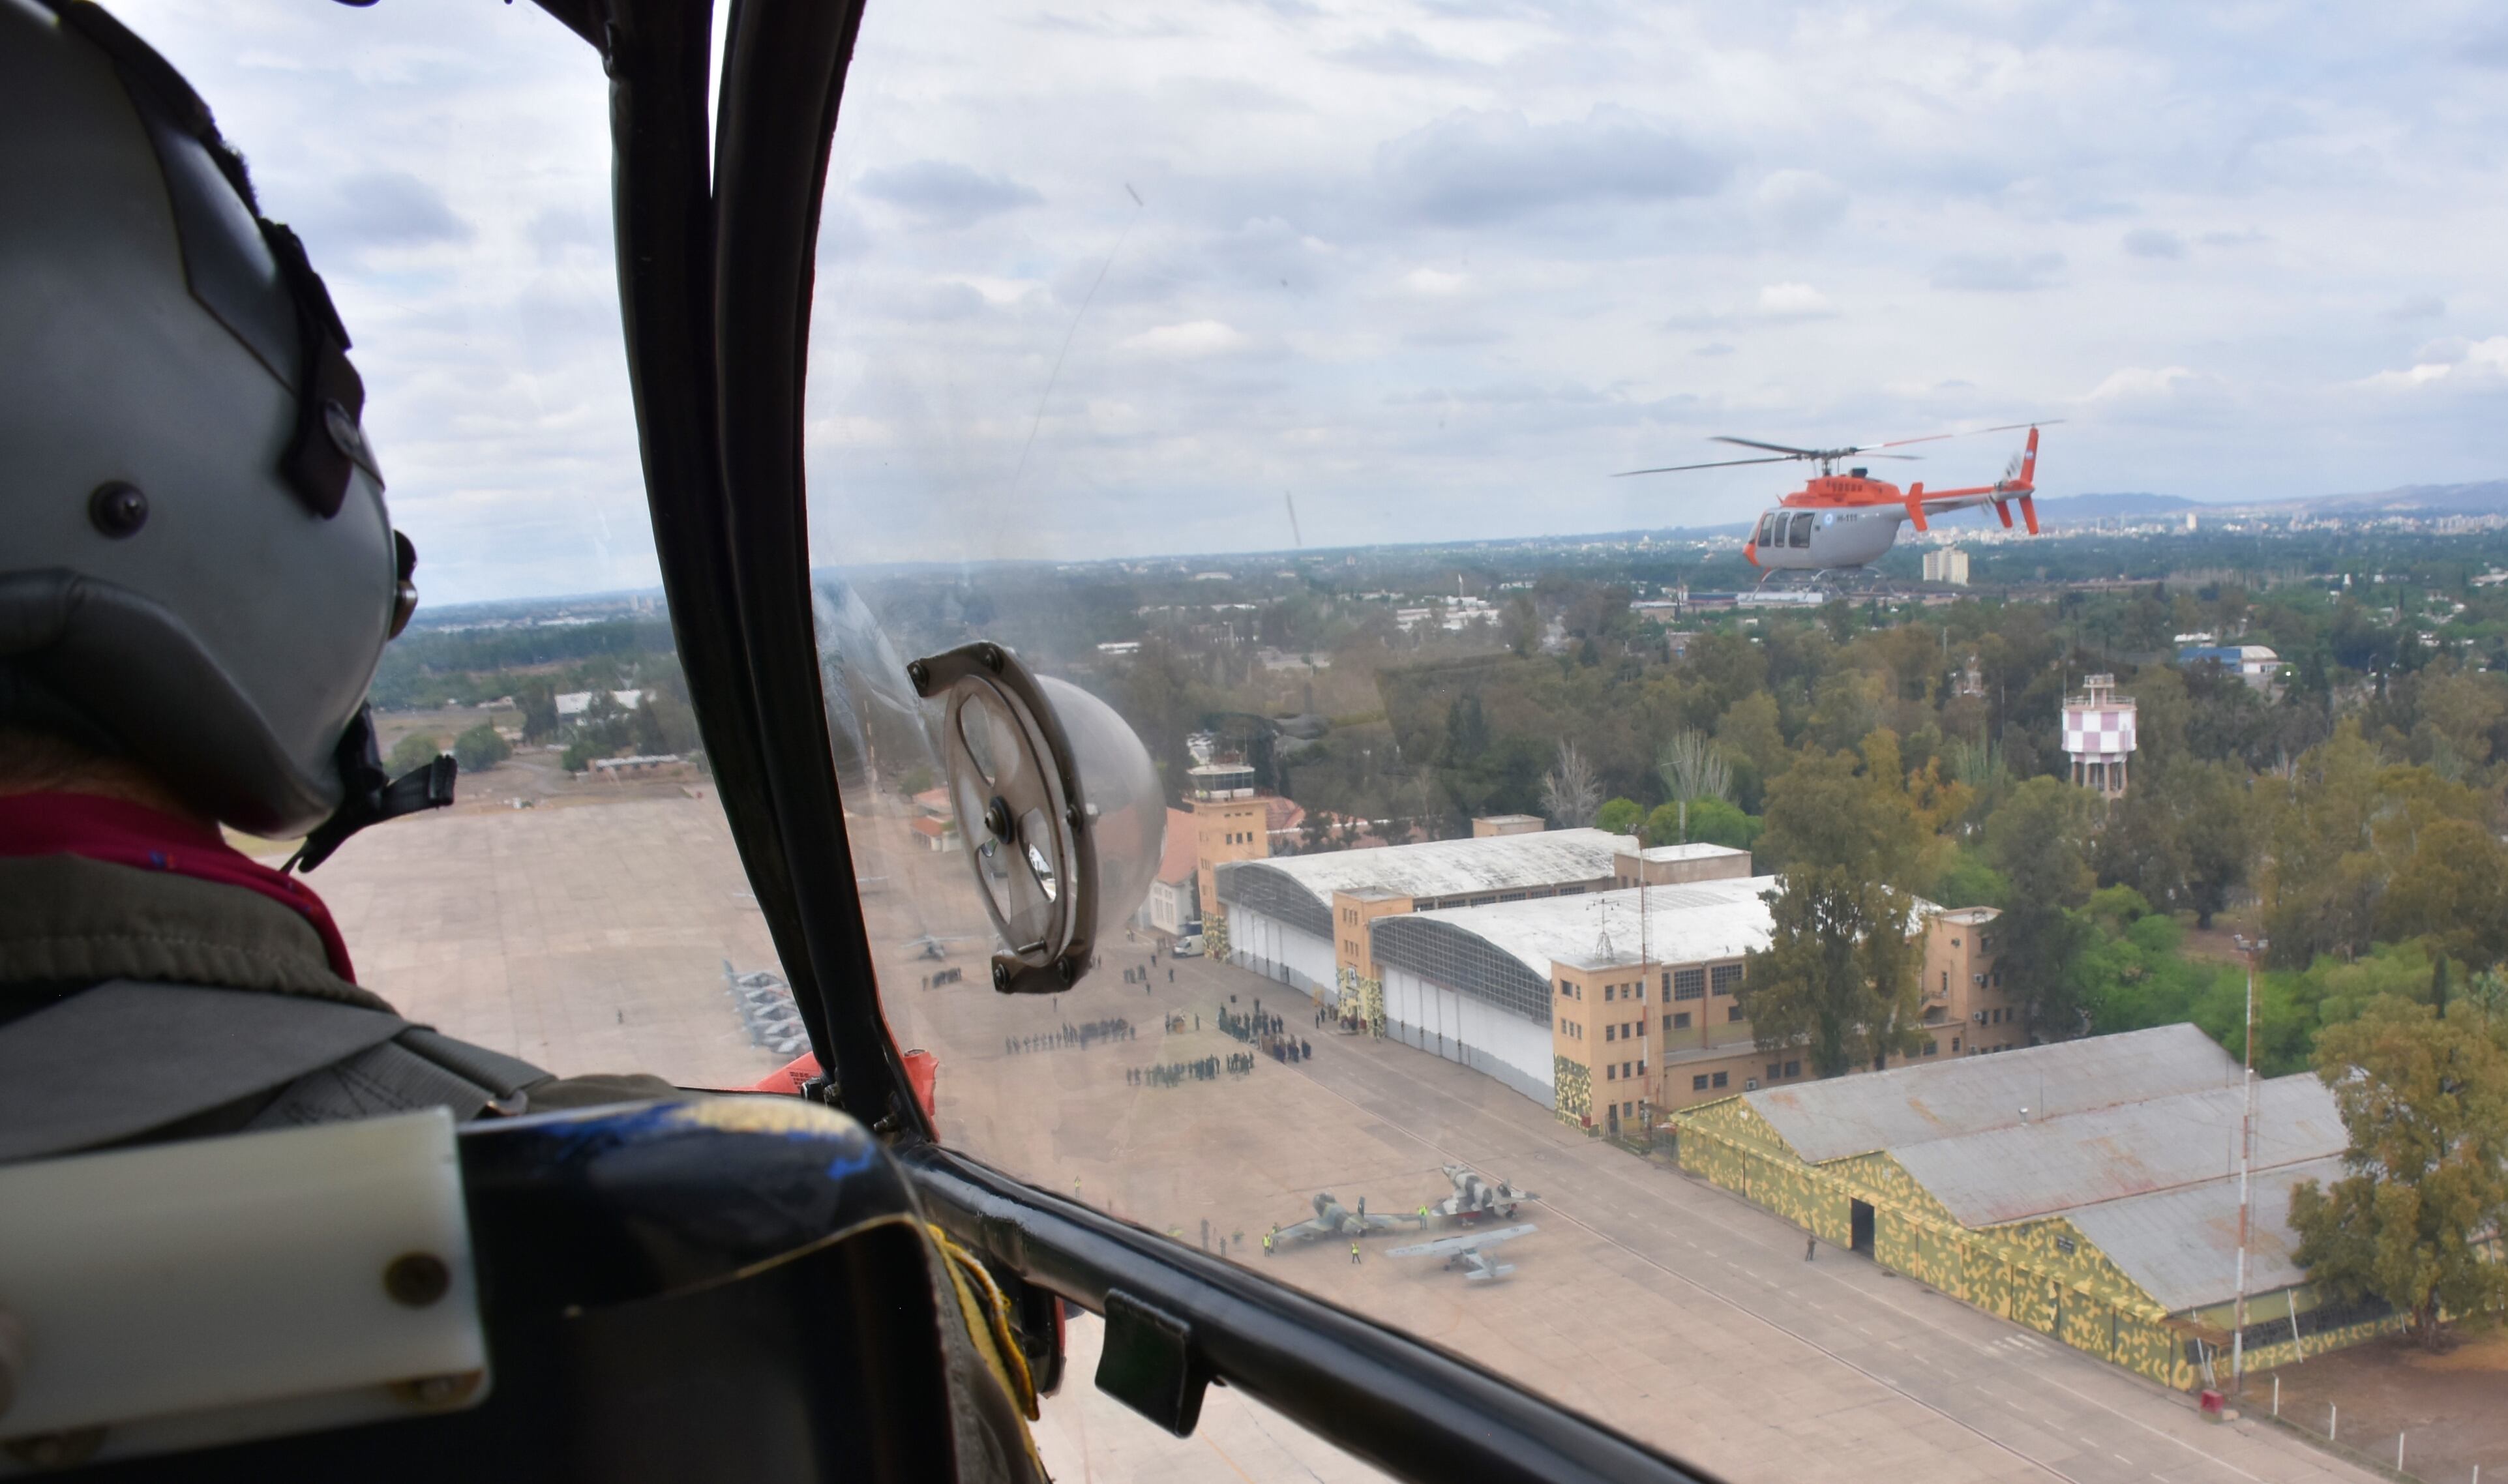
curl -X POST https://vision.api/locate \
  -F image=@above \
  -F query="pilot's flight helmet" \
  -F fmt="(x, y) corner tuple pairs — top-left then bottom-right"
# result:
(0, 0), (414, 837)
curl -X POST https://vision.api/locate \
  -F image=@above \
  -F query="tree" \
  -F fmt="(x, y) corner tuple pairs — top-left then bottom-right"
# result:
(2289, 997), (2508, 1348)
(1657, 728), (1733, 807)
(2093, 756), (2250, 927)
(1933, 848), (2008, 909)
(1714, 692), (1785, 812)
(516, 680), (561, 744)
(2379, 818), (2508, 970)
(2260, 724), (2386, 965)
(1540, 739), (1601, 827)
(1595, 797), (1643, 836)
(1647, 796), (1759, 850)
(1984, 777), (2098, 1041)
(452, 722), (511, 774)
(387, 732), (443, 775)
(1737, 750), (1928, 1077)
(1502, 594), (1539, 657)
(2177, 760), (2254, 928)
(632, 687), (702, 758)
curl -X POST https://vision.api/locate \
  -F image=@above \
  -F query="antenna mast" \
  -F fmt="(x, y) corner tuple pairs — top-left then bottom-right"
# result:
(2232, 935), (2265, 1390)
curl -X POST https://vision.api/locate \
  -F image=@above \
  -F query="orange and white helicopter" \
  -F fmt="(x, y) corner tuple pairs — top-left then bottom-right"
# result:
(1615, 421), (2059, 578)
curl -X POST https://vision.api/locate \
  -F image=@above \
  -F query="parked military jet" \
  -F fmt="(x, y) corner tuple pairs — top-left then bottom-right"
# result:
(1386, 1224), (1540, 1282)
(1432, 1163), (1538, 1222)
(903, 932), (985, 961)
(721, 958), (786, 992)
(1266, 1192), (1426, 1250)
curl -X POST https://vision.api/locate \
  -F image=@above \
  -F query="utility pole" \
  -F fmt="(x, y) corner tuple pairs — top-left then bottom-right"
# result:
(1638, 846), (1650, 1123)
(2231, 933), (2267, 1389)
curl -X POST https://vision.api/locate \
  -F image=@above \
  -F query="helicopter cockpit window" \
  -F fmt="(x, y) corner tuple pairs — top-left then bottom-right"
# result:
(120, 3), (798, 1093)
(126, 0), (2500, 1479)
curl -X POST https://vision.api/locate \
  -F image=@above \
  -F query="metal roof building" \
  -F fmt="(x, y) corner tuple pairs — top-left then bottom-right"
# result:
(1354, 878), (1777, 1114)
(1673, 1028), (2384, 1391)
(1745, 1023), (2241, 1164)
(1217, 828), (1636, 936)
(1214, 828), (1633, 999)
(2065, 1156), (2345, 1314)
(1890, 1072), (2344, 1230)
(1376, 877), (1772, 992)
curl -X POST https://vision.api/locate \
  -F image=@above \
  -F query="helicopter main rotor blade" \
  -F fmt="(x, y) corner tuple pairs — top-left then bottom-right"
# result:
(1612, 454), (1800, 477)
(1868, 418), (2064, 450)
(1710, 436), (1825, 456)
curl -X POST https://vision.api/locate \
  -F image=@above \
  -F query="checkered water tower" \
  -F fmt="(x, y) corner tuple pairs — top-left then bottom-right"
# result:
(2062, 674), (2136, 799)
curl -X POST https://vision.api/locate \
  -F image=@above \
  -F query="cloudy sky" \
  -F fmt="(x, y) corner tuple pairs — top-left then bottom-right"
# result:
(113, 0), (2508, 601)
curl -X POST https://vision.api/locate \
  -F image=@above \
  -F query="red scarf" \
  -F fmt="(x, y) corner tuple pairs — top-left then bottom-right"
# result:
(0, 792), (356, 982)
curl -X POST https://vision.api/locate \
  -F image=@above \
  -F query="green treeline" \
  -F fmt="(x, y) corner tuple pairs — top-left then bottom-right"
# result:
(1097, 573), (2508, 1083)
(368, 616), (702, 771)
(372, 617), (679, 710)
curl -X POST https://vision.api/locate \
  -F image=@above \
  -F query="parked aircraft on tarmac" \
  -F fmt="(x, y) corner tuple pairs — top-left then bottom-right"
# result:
(1266, 1192), (1427, 1249)
(1433, 1164), (1538, 1223)
(1388, 1224), (1540, 1283)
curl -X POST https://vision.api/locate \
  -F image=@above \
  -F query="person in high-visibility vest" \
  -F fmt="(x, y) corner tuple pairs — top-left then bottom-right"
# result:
(1349, 1240), (1361, 1265)
(1262, 1228), (1274, 1256)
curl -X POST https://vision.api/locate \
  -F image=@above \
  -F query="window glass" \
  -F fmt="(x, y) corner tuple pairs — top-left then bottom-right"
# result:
(126, 1), (790, 1091)
(122, 1), (2508, 1480)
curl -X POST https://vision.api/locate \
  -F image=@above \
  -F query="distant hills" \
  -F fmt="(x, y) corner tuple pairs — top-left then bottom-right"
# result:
(2033, 492), (2205, 522)
(2033, 481), (2508, 526)
(2300, 479), (2508, 516)
(1649, 480), (2508, 539)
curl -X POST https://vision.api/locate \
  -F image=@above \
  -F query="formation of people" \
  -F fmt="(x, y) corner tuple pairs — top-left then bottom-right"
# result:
(1216, 1004), (1285, 1043)
(1128, 1055), (1251, 1087)
(1004, 1017), (1134, 1055)
(1217, 994), (1314, 1061)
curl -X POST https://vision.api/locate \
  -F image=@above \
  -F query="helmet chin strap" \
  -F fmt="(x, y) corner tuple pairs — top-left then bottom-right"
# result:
(288, 705), (455, 873)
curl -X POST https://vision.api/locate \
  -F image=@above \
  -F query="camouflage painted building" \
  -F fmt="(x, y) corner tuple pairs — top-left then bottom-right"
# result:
(1672, 1024), (2401, 1389)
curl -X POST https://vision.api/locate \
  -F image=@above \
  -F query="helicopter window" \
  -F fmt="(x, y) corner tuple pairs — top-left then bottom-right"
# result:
(130, 7), (797, 1093)
(111, 0), (2495, 1478)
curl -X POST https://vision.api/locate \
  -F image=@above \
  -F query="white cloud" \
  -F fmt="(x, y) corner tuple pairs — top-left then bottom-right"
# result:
(1118, 320), (1249, 357)
(2360, 336), (2508, 389)
(1405, 267), (1469, 295)
(2085, 366), (2196, 400)
(1931, 252), (2066, 292)
(1373, 105), (1724, 226)
(2120, 228), (2184, 260)
(806, 416), (894, 449)
(953, 276), (1041, 306)
(1756, 282), (1831, 317)
(1752, 170), (1847, 233)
